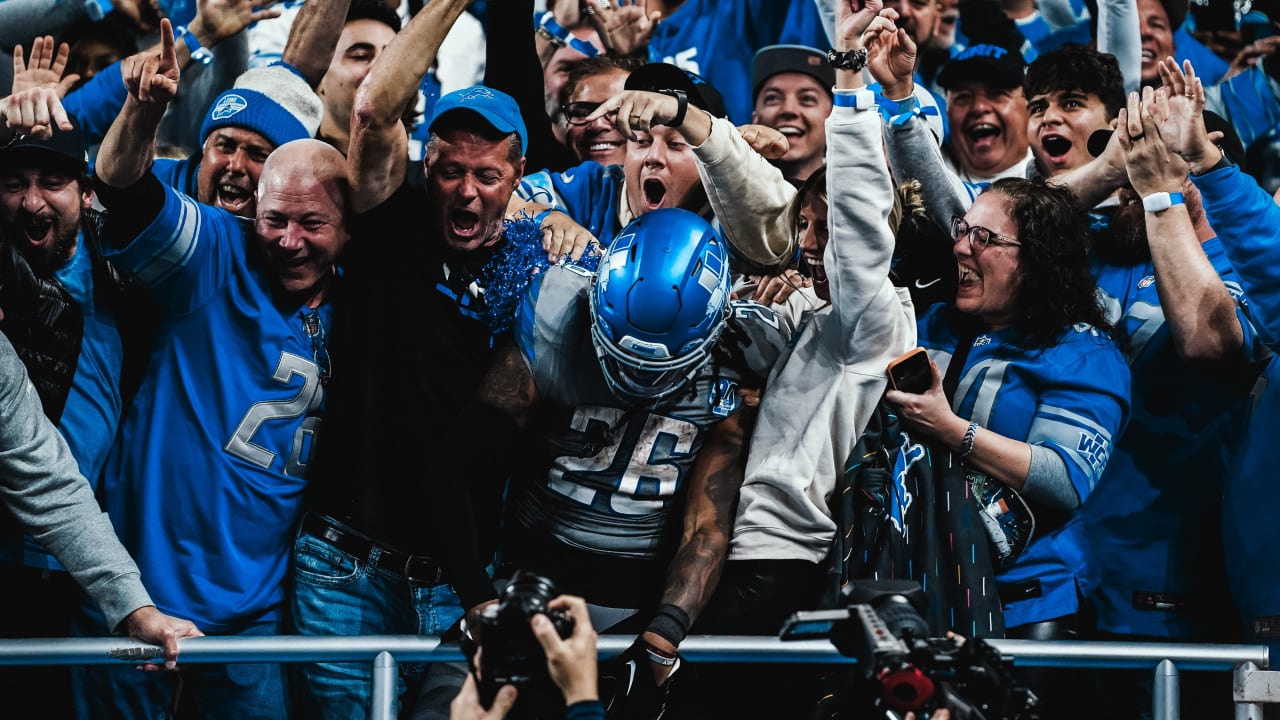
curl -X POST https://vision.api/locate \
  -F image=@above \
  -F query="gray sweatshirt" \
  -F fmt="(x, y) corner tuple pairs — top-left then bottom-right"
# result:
(0, 332), (153, 631)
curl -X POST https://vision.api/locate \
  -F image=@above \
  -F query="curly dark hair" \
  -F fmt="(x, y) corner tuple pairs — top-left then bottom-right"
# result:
(984, 177), (1113, 349)
(1023, 44), (1125, 120)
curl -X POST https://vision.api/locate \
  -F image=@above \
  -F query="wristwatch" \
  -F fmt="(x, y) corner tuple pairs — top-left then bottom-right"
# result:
(1141, 191), (1185, 213)
(174, 25), (213, 65)
(827, 47), (869, 72)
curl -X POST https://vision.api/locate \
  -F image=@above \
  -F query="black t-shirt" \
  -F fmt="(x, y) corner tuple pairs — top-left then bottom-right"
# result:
(306, 182), (503, 603)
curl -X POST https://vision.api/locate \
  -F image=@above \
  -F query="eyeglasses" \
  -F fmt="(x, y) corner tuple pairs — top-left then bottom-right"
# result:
(562, 101), (613, 126)
(950, 216), (1021, 253)
(300, 309), (332, 386)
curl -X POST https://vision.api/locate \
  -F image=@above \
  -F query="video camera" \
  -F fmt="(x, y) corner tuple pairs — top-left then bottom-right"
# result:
(472, 570), (575, 717)
(780, 579), (1038, 720)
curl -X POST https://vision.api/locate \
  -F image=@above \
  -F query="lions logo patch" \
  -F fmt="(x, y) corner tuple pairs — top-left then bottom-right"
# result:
(458, 86), (497, 102)
(709, 378), (740, 417)
(210, 93), (248, 121)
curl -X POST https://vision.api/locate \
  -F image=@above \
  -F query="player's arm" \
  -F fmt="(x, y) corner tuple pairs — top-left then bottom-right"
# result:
(641, 410), (749, 683)
(348, 0), (470, 213)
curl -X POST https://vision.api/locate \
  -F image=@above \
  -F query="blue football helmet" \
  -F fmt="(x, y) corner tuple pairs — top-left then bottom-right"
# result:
(589, 209), (731, 402)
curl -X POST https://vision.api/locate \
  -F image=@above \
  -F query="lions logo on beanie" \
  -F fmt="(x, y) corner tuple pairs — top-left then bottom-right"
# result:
(199, 63), (323, 149)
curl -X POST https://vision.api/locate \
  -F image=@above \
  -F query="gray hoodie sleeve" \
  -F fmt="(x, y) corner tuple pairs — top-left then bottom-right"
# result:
(0, 333), (153, 631)
(884, 112), (971, 234)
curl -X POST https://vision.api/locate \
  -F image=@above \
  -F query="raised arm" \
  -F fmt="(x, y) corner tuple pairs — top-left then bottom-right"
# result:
(349, 0), (471, 212)
(1121, 86), (1242, 360)
(280, 0), (354, 89)
(95, 19), (180, 189)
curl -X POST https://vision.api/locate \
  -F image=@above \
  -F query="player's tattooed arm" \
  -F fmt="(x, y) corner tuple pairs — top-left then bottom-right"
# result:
(642, 411), (747, 678)
(477, 342), (540, 427)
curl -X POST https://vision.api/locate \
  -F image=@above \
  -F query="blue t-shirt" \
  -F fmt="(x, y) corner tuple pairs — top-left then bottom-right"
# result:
(518, 162), (627, 245)
(1080, 239), (1257, 639)
(3, 236), (125, 572)
(916, 306), (1131, 628)
(99, 183), (330, 632)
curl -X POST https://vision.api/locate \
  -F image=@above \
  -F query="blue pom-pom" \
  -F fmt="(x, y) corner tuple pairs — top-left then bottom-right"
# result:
(479, 216), (602, 334)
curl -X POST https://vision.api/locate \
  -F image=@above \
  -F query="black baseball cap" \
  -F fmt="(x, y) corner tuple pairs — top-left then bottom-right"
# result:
(936, 43), (1027, 91)
(0, 115), (87, 174)
(625, 63), (728, 119)
(751, 45), (835, 101)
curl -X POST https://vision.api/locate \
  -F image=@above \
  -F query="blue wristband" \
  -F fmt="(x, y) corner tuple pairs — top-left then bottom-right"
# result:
(533, 208), (560, 227)
(174, 25), (213, 65)
(536, 11), (600, 57)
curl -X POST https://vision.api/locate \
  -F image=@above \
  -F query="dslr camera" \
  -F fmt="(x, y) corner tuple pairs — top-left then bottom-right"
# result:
(473, 570), (575, 716)
(781, 579), (1038, 720)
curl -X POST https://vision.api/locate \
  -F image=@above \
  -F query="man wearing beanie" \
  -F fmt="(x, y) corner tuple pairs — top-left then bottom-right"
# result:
(71, 22), (350, 718)
(750, 45), (834, 183)
(151, 62), (322, 218)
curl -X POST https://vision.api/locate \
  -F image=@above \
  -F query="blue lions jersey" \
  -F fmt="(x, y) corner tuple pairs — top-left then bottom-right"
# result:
(917, 305), (1131, 628)
(517, 162), (626, 246)
(1080, 239), (1257, 639)
(512, 263), (788, 561)
(99, 184), (328, 632)
(646, 0), (829, 124)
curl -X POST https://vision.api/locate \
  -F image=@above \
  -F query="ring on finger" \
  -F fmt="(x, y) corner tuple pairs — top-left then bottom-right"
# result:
(1129, 132), (1146, 141)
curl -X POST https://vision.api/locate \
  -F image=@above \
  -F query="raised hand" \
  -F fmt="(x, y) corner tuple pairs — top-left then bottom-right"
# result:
(1151, 57), (1222, 174)
(11, 36), (80, 97)
(122, 18), (181, 105)
(835, 0), (885, 50)
(192, 0), (284, 48)
(865, 8), (916, 99)
(1117, 87), (1188, 197)
(0, 87), (73, 138)
(584, 0), (661, 57)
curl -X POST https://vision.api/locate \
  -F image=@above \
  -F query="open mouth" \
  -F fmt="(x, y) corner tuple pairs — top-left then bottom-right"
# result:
(958, 265), (981, 288)
(215, 183), (253, 215)
(449, 207), (480, 236)
(21, 219), (53, 245)
(1041, 134), (1072, 162)
(965, 122), (1002, 150)
(802, 254), (827, 289)
(642, 178), (667, 209)
(778, 125), (803, 137)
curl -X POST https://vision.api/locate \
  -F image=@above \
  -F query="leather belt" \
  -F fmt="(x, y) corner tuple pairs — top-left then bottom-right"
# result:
(302, 514), (443, 585)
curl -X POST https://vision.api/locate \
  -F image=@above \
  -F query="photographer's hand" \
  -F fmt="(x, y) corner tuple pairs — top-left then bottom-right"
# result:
(533, 595), (599, 706)
(450, 671), (516, 720)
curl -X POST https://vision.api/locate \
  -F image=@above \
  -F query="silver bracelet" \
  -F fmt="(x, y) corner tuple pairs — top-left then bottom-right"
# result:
(960, 421), (980, 460)
(644, 646), (678, 666)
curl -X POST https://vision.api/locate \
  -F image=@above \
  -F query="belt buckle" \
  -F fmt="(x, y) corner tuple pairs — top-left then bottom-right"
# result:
(403, 555), (440, 585)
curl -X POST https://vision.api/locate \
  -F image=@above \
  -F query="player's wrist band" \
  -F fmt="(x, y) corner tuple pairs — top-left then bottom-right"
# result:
(646, 604), (690, 646)
(643, 643), (678, 666)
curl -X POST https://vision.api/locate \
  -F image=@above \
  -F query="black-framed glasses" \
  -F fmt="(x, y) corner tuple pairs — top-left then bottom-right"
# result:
(950, 216), (1021, 253)
(562, 101), (612, 125)
(300, 310), (332, 386)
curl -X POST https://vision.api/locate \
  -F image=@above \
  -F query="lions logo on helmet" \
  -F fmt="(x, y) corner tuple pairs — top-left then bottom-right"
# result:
(589, 209), (731, 401)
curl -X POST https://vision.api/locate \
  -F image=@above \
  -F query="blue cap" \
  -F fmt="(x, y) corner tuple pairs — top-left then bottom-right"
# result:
(428, 86), (528, 156)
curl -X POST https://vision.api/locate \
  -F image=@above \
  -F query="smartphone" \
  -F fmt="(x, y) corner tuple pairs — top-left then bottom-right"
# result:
(887, 347), (932, 394)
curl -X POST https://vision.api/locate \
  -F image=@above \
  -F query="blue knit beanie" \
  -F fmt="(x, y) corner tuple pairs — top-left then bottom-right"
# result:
(199, 63), (323, 149)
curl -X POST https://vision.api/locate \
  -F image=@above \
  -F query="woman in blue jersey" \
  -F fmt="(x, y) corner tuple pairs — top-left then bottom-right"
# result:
(886, 177), (1131, 633)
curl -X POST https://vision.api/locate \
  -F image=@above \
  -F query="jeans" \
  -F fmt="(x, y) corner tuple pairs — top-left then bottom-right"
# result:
(290, 521), (466, 720)
(70, 606), (289, 720)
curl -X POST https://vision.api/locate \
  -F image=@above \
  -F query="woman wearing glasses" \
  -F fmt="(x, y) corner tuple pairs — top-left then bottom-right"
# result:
(886, 178), (1131, 645)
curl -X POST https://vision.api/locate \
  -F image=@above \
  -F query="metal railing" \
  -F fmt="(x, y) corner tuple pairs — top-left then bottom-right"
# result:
(0, 634), (1270, 719)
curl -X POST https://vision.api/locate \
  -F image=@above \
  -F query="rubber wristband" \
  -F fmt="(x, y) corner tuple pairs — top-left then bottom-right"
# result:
(644, 646), (678, 666)
(645, 604), (691, 646)
(533, 207), (560, 227)
(654, 89), (688, 128)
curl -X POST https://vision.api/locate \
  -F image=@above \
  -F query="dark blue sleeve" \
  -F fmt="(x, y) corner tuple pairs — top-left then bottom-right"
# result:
(565, 701), (607, 720)
(62, 61), (127, 146)
(1194, 164), (1280, 349)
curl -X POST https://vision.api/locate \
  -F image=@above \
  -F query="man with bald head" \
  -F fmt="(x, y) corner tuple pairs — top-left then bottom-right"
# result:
(73, 24), (349, 718)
